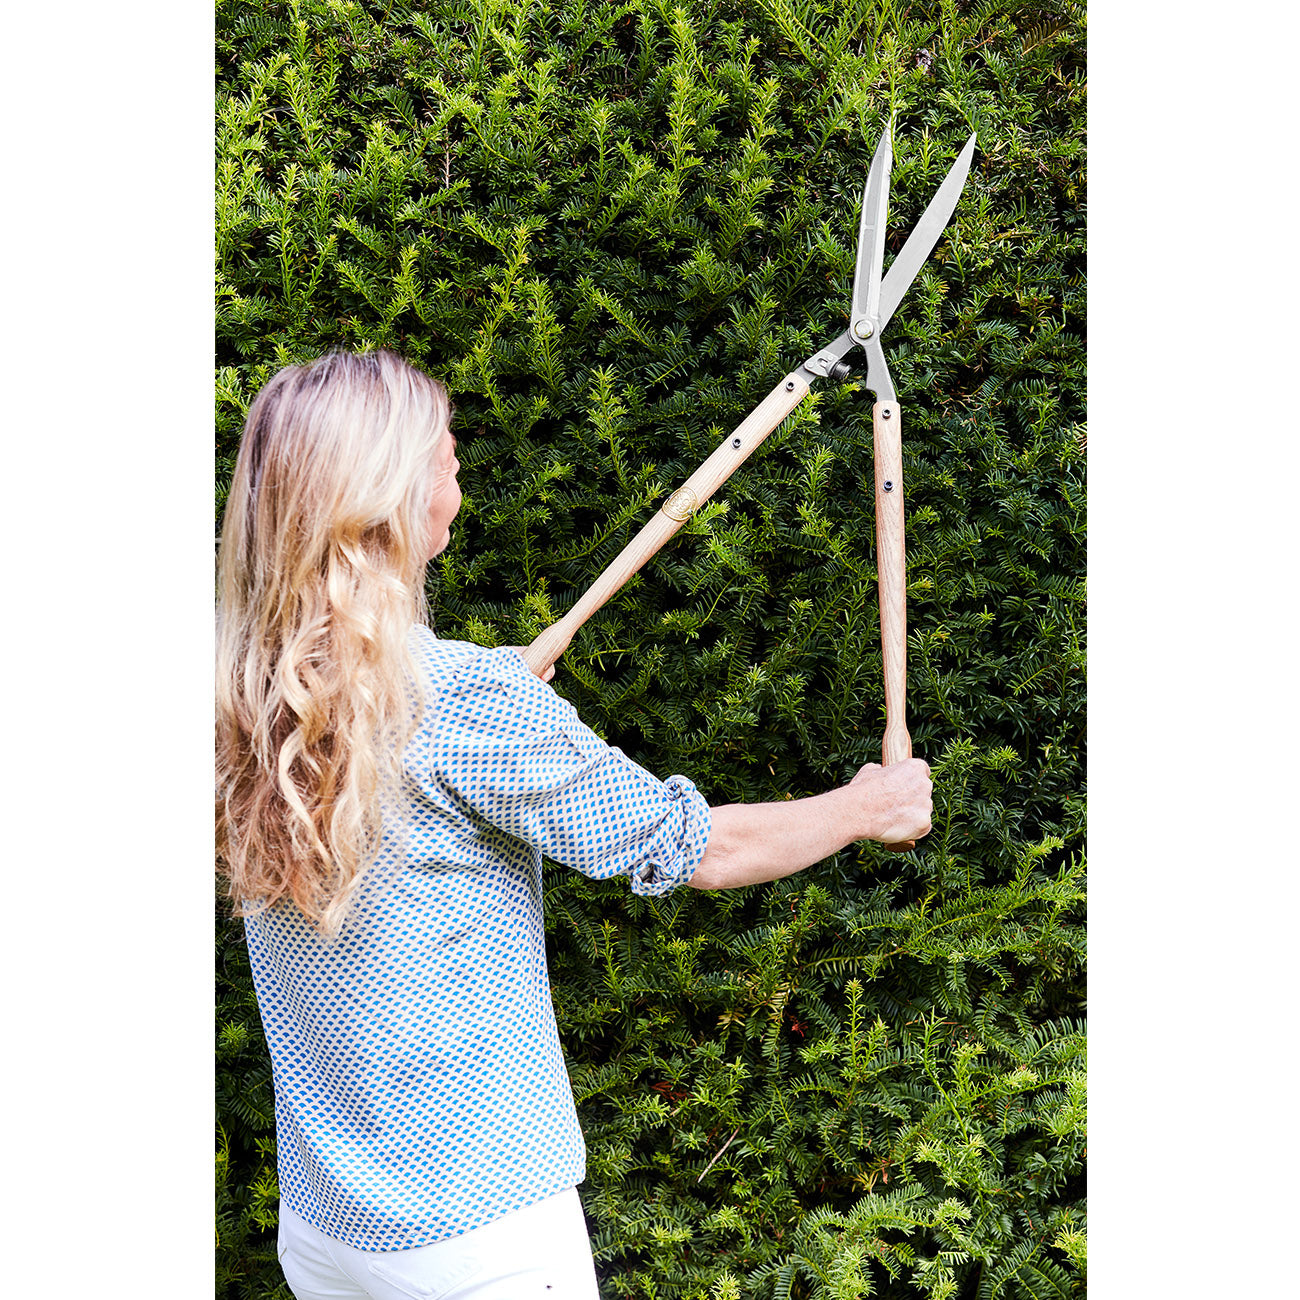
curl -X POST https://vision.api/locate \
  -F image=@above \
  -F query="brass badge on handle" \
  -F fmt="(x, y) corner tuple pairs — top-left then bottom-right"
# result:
(661, 486), (699, 522)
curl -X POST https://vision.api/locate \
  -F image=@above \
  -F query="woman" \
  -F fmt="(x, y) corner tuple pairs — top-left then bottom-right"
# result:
(217, 349), (932, 1300)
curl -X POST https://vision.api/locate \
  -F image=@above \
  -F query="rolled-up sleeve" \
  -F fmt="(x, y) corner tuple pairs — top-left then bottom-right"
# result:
(428, 649), (710, 894)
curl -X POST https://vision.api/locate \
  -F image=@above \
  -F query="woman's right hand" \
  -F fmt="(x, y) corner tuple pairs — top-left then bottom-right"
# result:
(847, 759), (933, 844)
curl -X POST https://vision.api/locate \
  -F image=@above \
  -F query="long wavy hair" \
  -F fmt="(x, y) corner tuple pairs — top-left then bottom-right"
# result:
(216, 349), (452, 936)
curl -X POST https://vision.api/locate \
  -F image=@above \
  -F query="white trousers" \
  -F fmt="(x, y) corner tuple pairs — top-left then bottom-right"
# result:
(277, 1188), (602, 1300)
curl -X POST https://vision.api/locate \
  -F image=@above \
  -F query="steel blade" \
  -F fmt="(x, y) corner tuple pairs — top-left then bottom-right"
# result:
(851, 126), (892, 329)
(877, 132), (977, 330)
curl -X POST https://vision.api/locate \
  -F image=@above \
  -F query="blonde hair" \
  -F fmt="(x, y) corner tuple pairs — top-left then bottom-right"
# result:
(216, 349), (452, 936)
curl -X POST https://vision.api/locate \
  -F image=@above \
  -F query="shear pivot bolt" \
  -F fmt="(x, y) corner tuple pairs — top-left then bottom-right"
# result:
(853, 319), (874, 339)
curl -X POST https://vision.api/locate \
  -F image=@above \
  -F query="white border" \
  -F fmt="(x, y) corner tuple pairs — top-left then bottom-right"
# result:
(1091, 3), (1299, 1292)
(3, 2), (213, 1286)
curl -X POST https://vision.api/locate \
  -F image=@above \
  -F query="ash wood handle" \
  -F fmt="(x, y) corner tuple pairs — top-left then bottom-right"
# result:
(873, 399), (915, 853)
(520, 372), (811, 676)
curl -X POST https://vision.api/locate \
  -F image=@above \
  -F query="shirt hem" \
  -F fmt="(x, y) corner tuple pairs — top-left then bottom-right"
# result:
(281, 1168), (587, 1253)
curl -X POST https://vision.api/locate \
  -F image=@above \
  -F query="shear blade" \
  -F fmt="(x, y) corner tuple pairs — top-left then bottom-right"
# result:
(876, 132), (977, 332)
(798, 131), (978, 385)
(851, 126), (892, 332)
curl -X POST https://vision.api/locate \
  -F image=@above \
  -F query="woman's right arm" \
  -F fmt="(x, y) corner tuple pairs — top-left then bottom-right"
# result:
(690, 759), (933, 891)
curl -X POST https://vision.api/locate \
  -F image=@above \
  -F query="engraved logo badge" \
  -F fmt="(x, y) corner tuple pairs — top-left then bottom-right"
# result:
(661, 486), (699, 522)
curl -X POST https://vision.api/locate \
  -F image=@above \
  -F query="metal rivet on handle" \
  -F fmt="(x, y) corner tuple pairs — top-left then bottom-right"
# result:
(785, 380), (795, 391)
(882, 409), (892, 419)
(883, 480), (894, 492)
(732, 437), (742, 448)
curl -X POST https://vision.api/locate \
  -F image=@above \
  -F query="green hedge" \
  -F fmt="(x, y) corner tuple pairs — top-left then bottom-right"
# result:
(216, 2), (1085, 1297)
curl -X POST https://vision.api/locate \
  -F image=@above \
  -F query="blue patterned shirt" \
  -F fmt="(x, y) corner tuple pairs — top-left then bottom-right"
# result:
(244, 627), (711, 1251)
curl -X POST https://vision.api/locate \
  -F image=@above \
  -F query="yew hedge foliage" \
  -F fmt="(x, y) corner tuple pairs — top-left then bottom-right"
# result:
(216, 2), (1085, 1297)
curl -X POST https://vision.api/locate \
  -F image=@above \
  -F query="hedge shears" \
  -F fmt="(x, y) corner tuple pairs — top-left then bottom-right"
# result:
(521, 127), (977, 840)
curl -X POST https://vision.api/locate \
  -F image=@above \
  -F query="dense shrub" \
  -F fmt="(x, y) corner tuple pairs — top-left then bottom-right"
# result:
(216, 2), (1085, 1297)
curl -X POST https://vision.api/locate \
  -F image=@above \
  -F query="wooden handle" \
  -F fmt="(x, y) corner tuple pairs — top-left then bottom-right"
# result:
(519, 373), (811, 676)
(873, 399), (915, 853)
